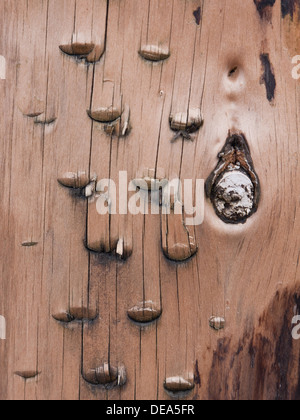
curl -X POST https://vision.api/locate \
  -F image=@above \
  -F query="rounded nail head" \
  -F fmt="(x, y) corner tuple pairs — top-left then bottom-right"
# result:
(58, 171), (89, 189)
(96, 363), (118, 384)
(84, 363), (126, 388)
(169, 108), (203, 132)
(52, 307), (97, 323)
(128, 301), (162, 324)
(164, 376), (195, 394)
(93, 104), (130, 137)
(52, 312), (75, 323)
(71, 43), (94, 55)
(60, 43), (104, 63)
(15, 371), (40, 380)
(60, 43), (95, 56)
(139, 45), (170, 62)
(87, 108), (122, 123)
(209, 316), (226, 331)
(163, 239), (198, 262)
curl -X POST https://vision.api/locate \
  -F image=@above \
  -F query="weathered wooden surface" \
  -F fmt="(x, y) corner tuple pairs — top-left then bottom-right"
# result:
(0, 0), (299, 400)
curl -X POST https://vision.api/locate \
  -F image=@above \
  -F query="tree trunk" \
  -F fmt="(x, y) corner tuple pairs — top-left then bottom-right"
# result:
(0, 0), (299, 400)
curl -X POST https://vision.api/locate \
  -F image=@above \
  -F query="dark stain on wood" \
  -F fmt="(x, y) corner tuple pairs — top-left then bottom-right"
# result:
(281, 0), (300, 19)
(294, 293), (300, 310)
(22, 242), (38, 247)
(254, 0), (276, 19)
(228, 66), (238, 77)
(208, 338), (232, 399)
(274, 312), (292, 399)
(260, 53), (276, 102)
(193, 7), (202, 25)
(208, 288), (300, 400)
(194, 360), (202, 386)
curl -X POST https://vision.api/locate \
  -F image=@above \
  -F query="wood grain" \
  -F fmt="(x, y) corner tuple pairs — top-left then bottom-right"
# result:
(0, 0), (299, 400)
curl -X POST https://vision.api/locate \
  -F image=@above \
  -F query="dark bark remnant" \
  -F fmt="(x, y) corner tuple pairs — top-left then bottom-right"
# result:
(254, 0), (276, 20)
(193, 7), (202, 25)
(281, 0), (300, 19)
(260, 53), (276, 102)
(208, 288), (300, 400)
